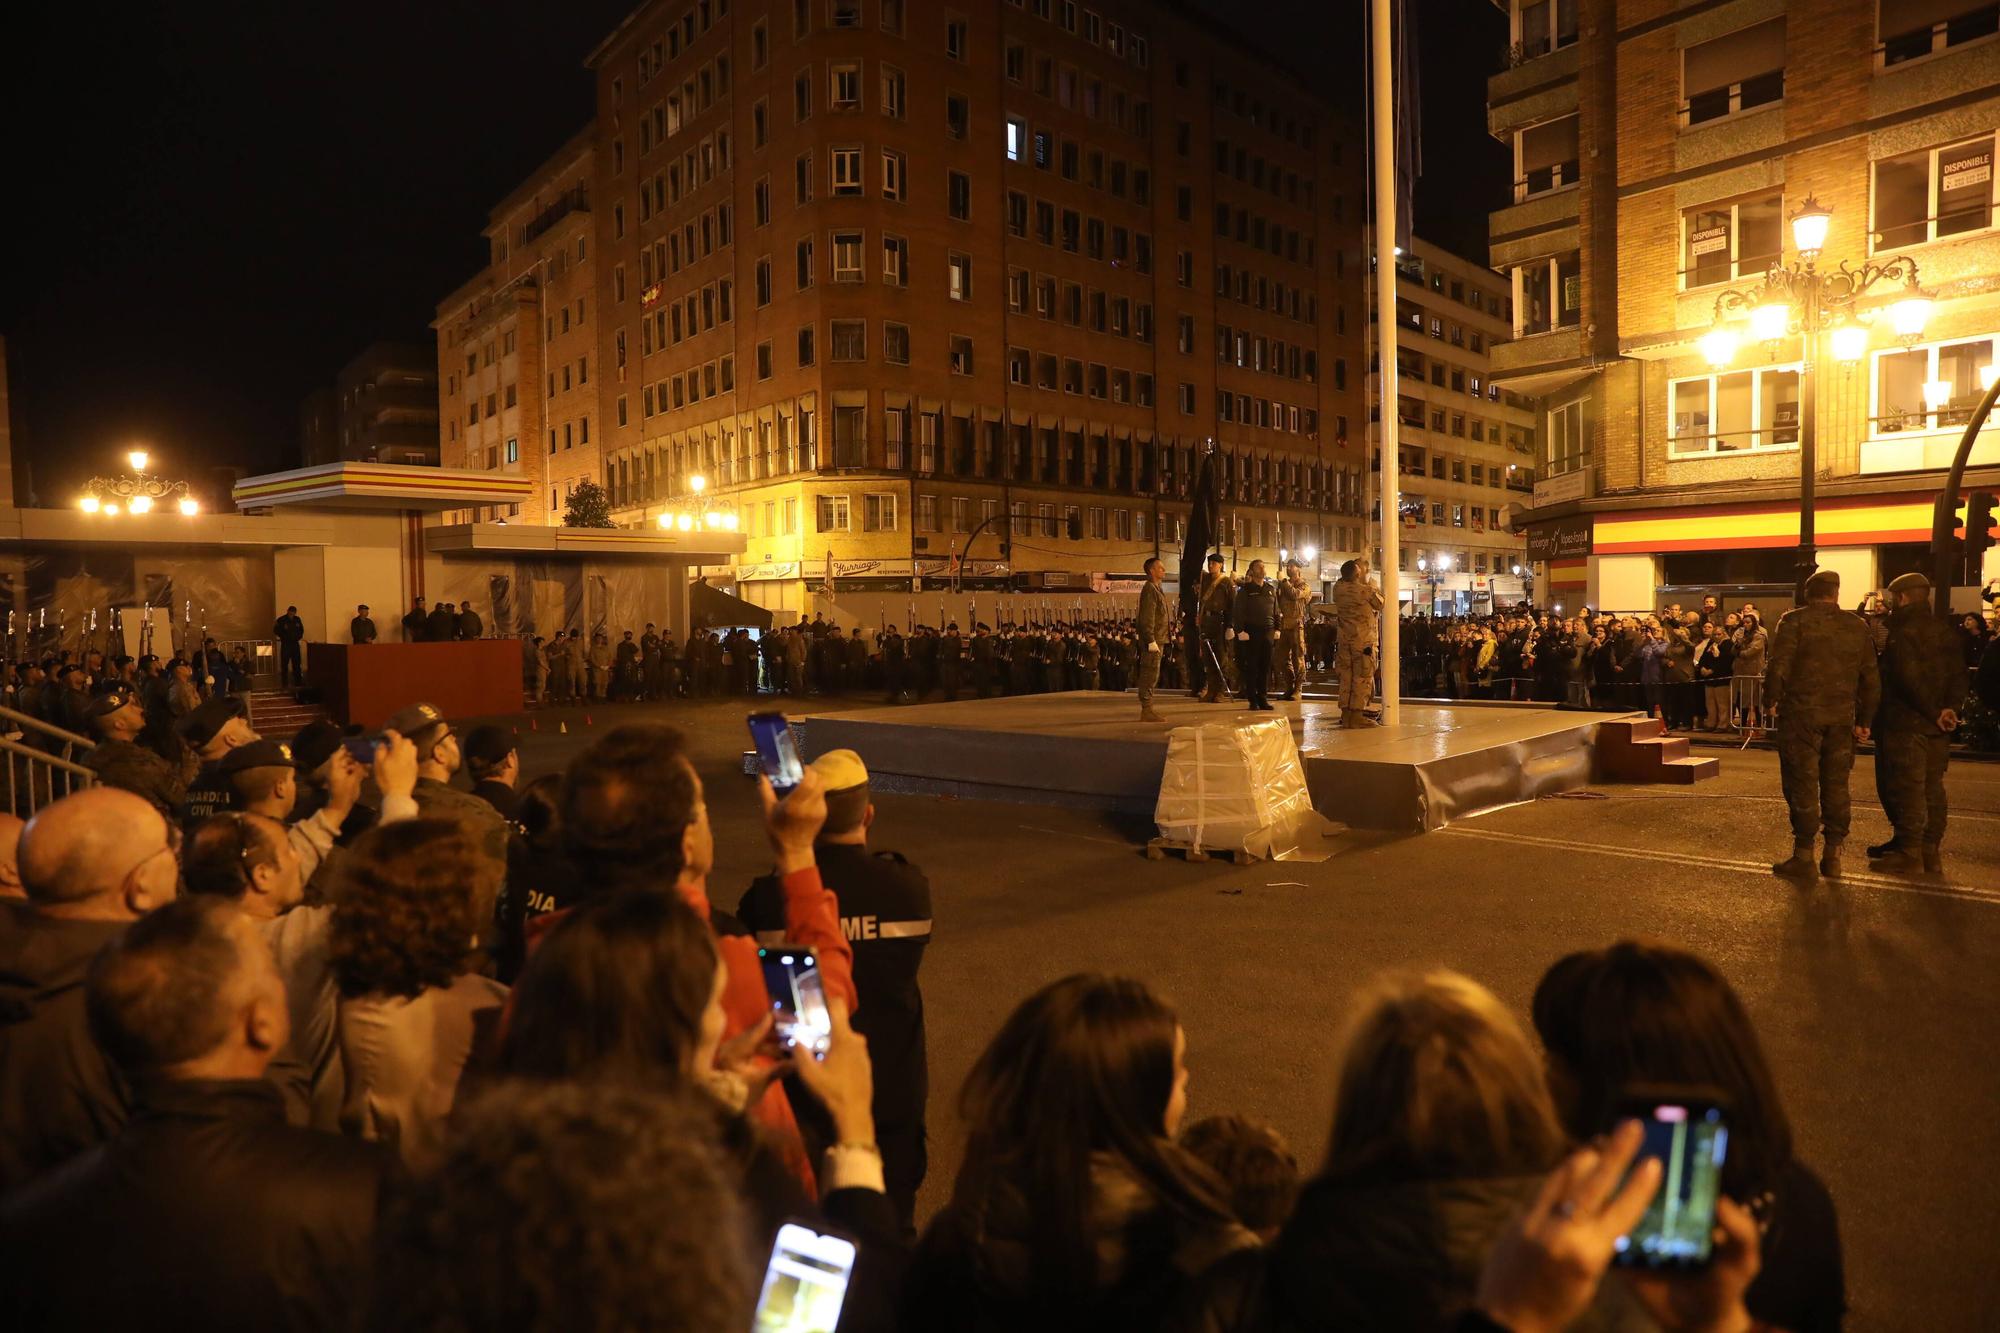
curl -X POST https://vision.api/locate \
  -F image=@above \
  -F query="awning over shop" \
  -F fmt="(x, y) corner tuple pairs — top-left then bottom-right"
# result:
(690, 577), (773, 632)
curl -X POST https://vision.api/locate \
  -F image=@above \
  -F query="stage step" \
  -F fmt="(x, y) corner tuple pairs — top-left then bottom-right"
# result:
(246, 691), (332, 737)
(1595, 717), (1720, 785)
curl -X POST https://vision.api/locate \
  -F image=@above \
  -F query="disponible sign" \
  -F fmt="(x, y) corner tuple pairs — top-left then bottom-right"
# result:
(1943, 148), (1992, 193)
(1689, 224), (1729, 257)
(1525, 516), (1594, 561)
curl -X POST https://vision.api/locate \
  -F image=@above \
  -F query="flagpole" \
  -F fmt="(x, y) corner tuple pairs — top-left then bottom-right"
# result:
(1371, 0), (1401, 726)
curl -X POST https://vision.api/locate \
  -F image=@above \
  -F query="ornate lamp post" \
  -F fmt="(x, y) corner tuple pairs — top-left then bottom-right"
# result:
(79, 448), (199, 516)
(1699, 198), (1932, 603)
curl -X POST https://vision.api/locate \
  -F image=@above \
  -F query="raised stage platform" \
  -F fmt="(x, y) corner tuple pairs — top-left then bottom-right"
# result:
(798, 693), (1634, 833)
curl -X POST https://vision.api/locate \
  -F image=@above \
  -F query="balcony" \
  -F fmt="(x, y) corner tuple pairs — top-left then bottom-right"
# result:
(1489, 180), (1579, 247)
(1488, 36), (1578, 114)
(1489, 325), (1585, 382)
(522, 187), (589, 246)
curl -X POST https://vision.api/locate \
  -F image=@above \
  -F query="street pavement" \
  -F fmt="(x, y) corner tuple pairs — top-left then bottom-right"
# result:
(492, 693), (2000, 1333)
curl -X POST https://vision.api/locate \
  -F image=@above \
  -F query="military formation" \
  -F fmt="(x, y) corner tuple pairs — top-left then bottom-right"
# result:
(1765, 569), (1968, 881)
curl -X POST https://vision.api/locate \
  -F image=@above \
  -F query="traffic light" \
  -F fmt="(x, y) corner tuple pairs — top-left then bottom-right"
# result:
(1967, 490), (1998, 584)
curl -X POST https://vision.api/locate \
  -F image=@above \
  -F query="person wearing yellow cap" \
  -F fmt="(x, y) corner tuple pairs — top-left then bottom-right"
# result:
(1869, 571), (1967, 876)
(737, 747), (933, 1235)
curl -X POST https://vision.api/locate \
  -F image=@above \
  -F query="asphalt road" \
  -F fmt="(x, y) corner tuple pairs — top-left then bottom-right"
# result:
(490, 694), (2000, 1333)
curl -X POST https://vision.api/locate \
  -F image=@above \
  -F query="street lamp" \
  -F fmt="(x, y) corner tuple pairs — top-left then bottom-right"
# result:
(1702, 196), (1932, 602)
(78, 447), (197, 517)
(656, 472), (737, 534)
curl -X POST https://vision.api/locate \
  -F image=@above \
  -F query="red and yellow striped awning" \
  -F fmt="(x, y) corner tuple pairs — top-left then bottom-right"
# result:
(1594, 495), (1936, 554)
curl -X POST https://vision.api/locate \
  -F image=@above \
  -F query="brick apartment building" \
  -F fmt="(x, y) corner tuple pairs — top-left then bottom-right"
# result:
(435, 0), (1369, 615)
(1489, 0), (2000, 613)
(1369, 235), (1536, 612)
(298, 342), (440, 468)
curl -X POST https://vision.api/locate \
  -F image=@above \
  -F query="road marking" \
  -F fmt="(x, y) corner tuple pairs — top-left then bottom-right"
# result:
(1441, 825), (2000, 908)
(1543, 790), (2000, 824)
(1017, 824), (1137, 849)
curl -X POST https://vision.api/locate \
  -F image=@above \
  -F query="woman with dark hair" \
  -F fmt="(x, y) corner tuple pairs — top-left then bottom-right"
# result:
(905, 973), (1255, 1332)
(1181, 970), (1650, 1333)
(1533, 941), (1845, 1333)
(332, 819), (508, 1168)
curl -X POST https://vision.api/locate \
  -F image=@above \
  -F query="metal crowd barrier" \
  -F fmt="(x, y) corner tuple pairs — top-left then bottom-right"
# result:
(0, 703), (97, 816)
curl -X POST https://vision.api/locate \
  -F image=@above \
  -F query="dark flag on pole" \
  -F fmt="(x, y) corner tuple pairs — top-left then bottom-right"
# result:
(1394, 0), (1422, 255)
(1179, 448), (1221, 690)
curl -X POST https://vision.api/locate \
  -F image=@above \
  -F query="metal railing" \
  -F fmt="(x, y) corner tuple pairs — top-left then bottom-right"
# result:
(0, 703), (97, 816)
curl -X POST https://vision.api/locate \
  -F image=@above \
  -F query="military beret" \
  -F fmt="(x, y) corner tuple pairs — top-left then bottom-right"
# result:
(1804, 570), (1841, 598)
(217, 738), (293, 775)
(175, 695), (246, 746)
(87, 688), (141, 719)
(1887, 571), (1931, 594)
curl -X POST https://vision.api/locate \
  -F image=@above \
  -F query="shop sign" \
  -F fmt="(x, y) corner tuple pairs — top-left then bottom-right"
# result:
(735, 561), (799, 581)
(1524, 516), (1594, 561)
(1532, 469), (1590, 508)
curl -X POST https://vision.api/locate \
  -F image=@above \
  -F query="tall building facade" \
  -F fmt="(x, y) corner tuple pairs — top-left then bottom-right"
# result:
(437, 0), (1368, 612)
(434, 130), (599, 525)
(298, 343), (440, 468)
(1368, 235), (1535, 612)
(1490, 0), (2000, 612)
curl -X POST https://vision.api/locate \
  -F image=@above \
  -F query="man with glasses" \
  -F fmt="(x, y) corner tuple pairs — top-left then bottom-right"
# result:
(0, 787), (180, 1187)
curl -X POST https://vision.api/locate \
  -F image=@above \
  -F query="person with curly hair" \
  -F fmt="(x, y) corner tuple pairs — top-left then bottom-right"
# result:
(367, 1080), (752, 1333)
(331, 818), (506, 1167)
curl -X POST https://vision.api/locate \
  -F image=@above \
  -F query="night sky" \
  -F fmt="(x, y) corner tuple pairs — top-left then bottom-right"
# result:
(4, 0), (1504, 504)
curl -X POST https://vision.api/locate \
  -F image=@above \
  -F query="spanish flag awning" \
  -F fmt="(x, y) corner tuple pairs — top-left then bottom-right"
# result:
(1593, 495), (1937, 554)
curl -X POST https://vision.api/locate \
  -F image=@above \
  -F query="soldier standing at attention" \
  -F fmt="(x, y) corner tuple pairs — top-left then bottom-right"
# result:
(350, 604), (377, 644)
(1869, 572), (1968, 876)
(1198, 554), (1235, 703)
(1764, 569), (1881, 881)
(1333, 559), (1384, 728)
(1275, 560), (1311, 701)
(1136, 557), (1169, 723)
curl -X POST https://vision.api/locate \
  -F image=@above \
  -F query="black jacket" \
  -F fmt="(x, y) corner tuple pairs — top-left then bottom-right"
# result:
(0, 1077), (389, 1333)
(427, 605), (460, 641)
(1230, 581), (1278, 634)
(273, 614), (306, 644)
(350, 614), (377, 643)
(0, 904), (131, 1190)
(401, 609), (428, 641)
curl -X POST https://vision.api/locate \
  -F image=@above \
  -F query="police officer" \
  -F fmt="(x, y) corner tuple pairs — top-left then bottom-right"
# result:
(1198, 553), (1234, 703)
(80, 686), (186, 817)
(425, 598), (459, 643)
(1764, 569), (1881, 880)
(177, 695), (260, 825)
(1231, 560), (1280, 711)
(1275, 559), (1311, 700)
(1136, 556), (1169, 723)
(1333, 558), (1385, 728)
(456, 600), (483, 641)
(1869, 572), (1968, 876)
(272, 605), (306, 687)
(402, 597), (429, 643)
(737, 749), (931, 1235)
(350, 604), (377, 644)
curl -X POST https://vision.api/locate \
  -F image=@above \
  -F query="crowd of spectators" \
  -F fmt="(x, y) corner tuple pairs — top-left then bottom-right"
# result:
(0, 662), (1846, 1330)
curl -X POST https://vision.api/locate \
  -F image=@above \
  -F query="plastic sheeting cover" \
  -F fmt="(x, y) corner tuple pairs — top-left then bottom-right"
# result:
(1153, 717), (1340, 862)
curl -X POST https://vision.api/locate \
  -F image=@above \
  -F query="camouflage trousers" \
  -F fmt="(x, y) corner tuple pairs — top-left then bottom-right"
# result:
(1776, 719), (1856, 845)
(1875, 726), (1949, 849)
(1336, 642), (1375, 711)
(1278, 628), (1306, 696)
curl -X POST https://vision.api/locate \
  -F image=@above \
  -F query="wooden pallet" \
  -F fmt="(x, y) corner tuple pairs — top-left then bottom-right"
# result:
(1145, 836), (1256, 866)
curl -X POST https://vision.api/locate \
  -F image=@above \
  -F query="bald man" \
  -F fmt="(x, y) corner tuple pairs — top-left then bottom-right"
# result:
(0, 787), (180, 1187)
(0, 813), (24, 901)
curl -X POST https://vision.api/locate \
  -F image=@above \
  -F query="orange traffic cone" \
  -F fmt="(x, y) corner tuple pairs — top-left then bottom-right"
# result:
(559, 721), (568, 734)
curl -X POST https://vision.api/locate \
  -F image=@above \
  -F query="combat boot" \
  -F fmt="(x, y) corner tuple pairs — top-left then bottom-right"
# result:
(1771, 846), (1818, 881)
(1818, 841), (1843, 878)
(1923, 845), (1943, 875)
(1873, 846), (1924, 875)
(1140, 706), (1166, 723)
(1865, 838), (1901, 859)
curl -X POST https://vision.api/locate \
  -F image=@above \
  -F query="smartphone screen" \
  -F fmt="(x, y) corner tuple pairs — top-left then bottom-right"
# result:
(1614, 1099), (1729, 1269)
(758, 946), (831, 1060)
(753, 1221), (857, 1332)
(342, 736), (377, 765)
(747, 711), (804, 796)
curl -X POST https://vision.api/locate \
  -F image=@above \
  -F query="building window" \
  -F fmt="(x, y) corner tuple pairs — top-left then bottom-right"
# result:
(916, 493), (938, 532)
(1514, 0), (1580, 61)
(953, 496), (971, 532)
(796, 236), (814, 289)
(884, 322), (911, 364)
(831, 146), (863, 195)
(831, 319), (867, 361)
(883, 234), (909, 286)
(756, 256), (773, 305)
(1872, 335), (1998, 434)
(948, 170), (971, 219)
(832, 230), (863, 281)
(1682, 18), (1785, 127)
(1547, 398), (1587, 475)
(1682, 192), (1782, 287)
(863, 493), (898, 531)
(795, 152), (814, 203)
(1880, 1), (2000, 68)
(1514, 114), (1579, 201)
(817, 494), (851, 532)
(794, 68), (813, 122)
(948, 252), (972, 300)
(881, 65), (906, 119)
(831, 61), (861, 110)
(945, 12), (967, 59)
(798, 324), (816, 365)
(946, 93), (970, 140)
(949, 335), (974, 374)
(881, 149), (907, 200)
(1669, 366), (1801, 455)
(1873, 133), (1996, 250)
(1514, 253), (1581, 335)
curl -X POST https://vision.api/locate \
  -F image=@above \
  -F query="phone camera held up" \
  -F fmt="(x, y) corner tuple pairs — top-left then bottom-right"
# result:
(757, 946), (831, 1062)
(1612, 1087), (1731, 1271)
(747, 711), (805, 797)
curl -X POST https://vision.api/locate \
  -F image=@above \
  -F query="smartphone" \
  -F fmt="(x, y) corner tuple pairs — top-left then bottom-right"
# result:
(757, 946), (832, 1060)
(753, 1220), (858, 1332)
(342, 736), (378, 765)
(747, 711), (805, 796)
(1612, 1089), (1731, 1271)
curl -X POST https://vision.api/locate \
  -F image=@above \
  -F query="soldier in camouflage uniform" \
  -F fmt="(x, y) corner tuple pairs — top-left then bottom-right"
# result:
(1136, 557), (1169, 722)
(1275, 560), (1311, 700)
(1764, 569), (1881, 880)
(1198, 555), (1236, 703)
(1332, 558), (1384, 728)
(1869, 571), (1968, 877)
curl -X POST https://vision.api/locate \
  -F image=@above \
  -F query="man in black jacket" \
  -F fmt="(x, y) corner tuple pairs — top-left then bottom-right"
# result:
(272, 605), (306, 686)
(1230, 560), (1280, 711)
(0, 787), (181, 1189)
(402, 596), (429, 642)
(426, 597), (460, 643)
(737, 748), (932, 1235)
(0, 895), (389, 1332)
(350, 603), (377, 644)
(1870, 572), (1970, 876)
